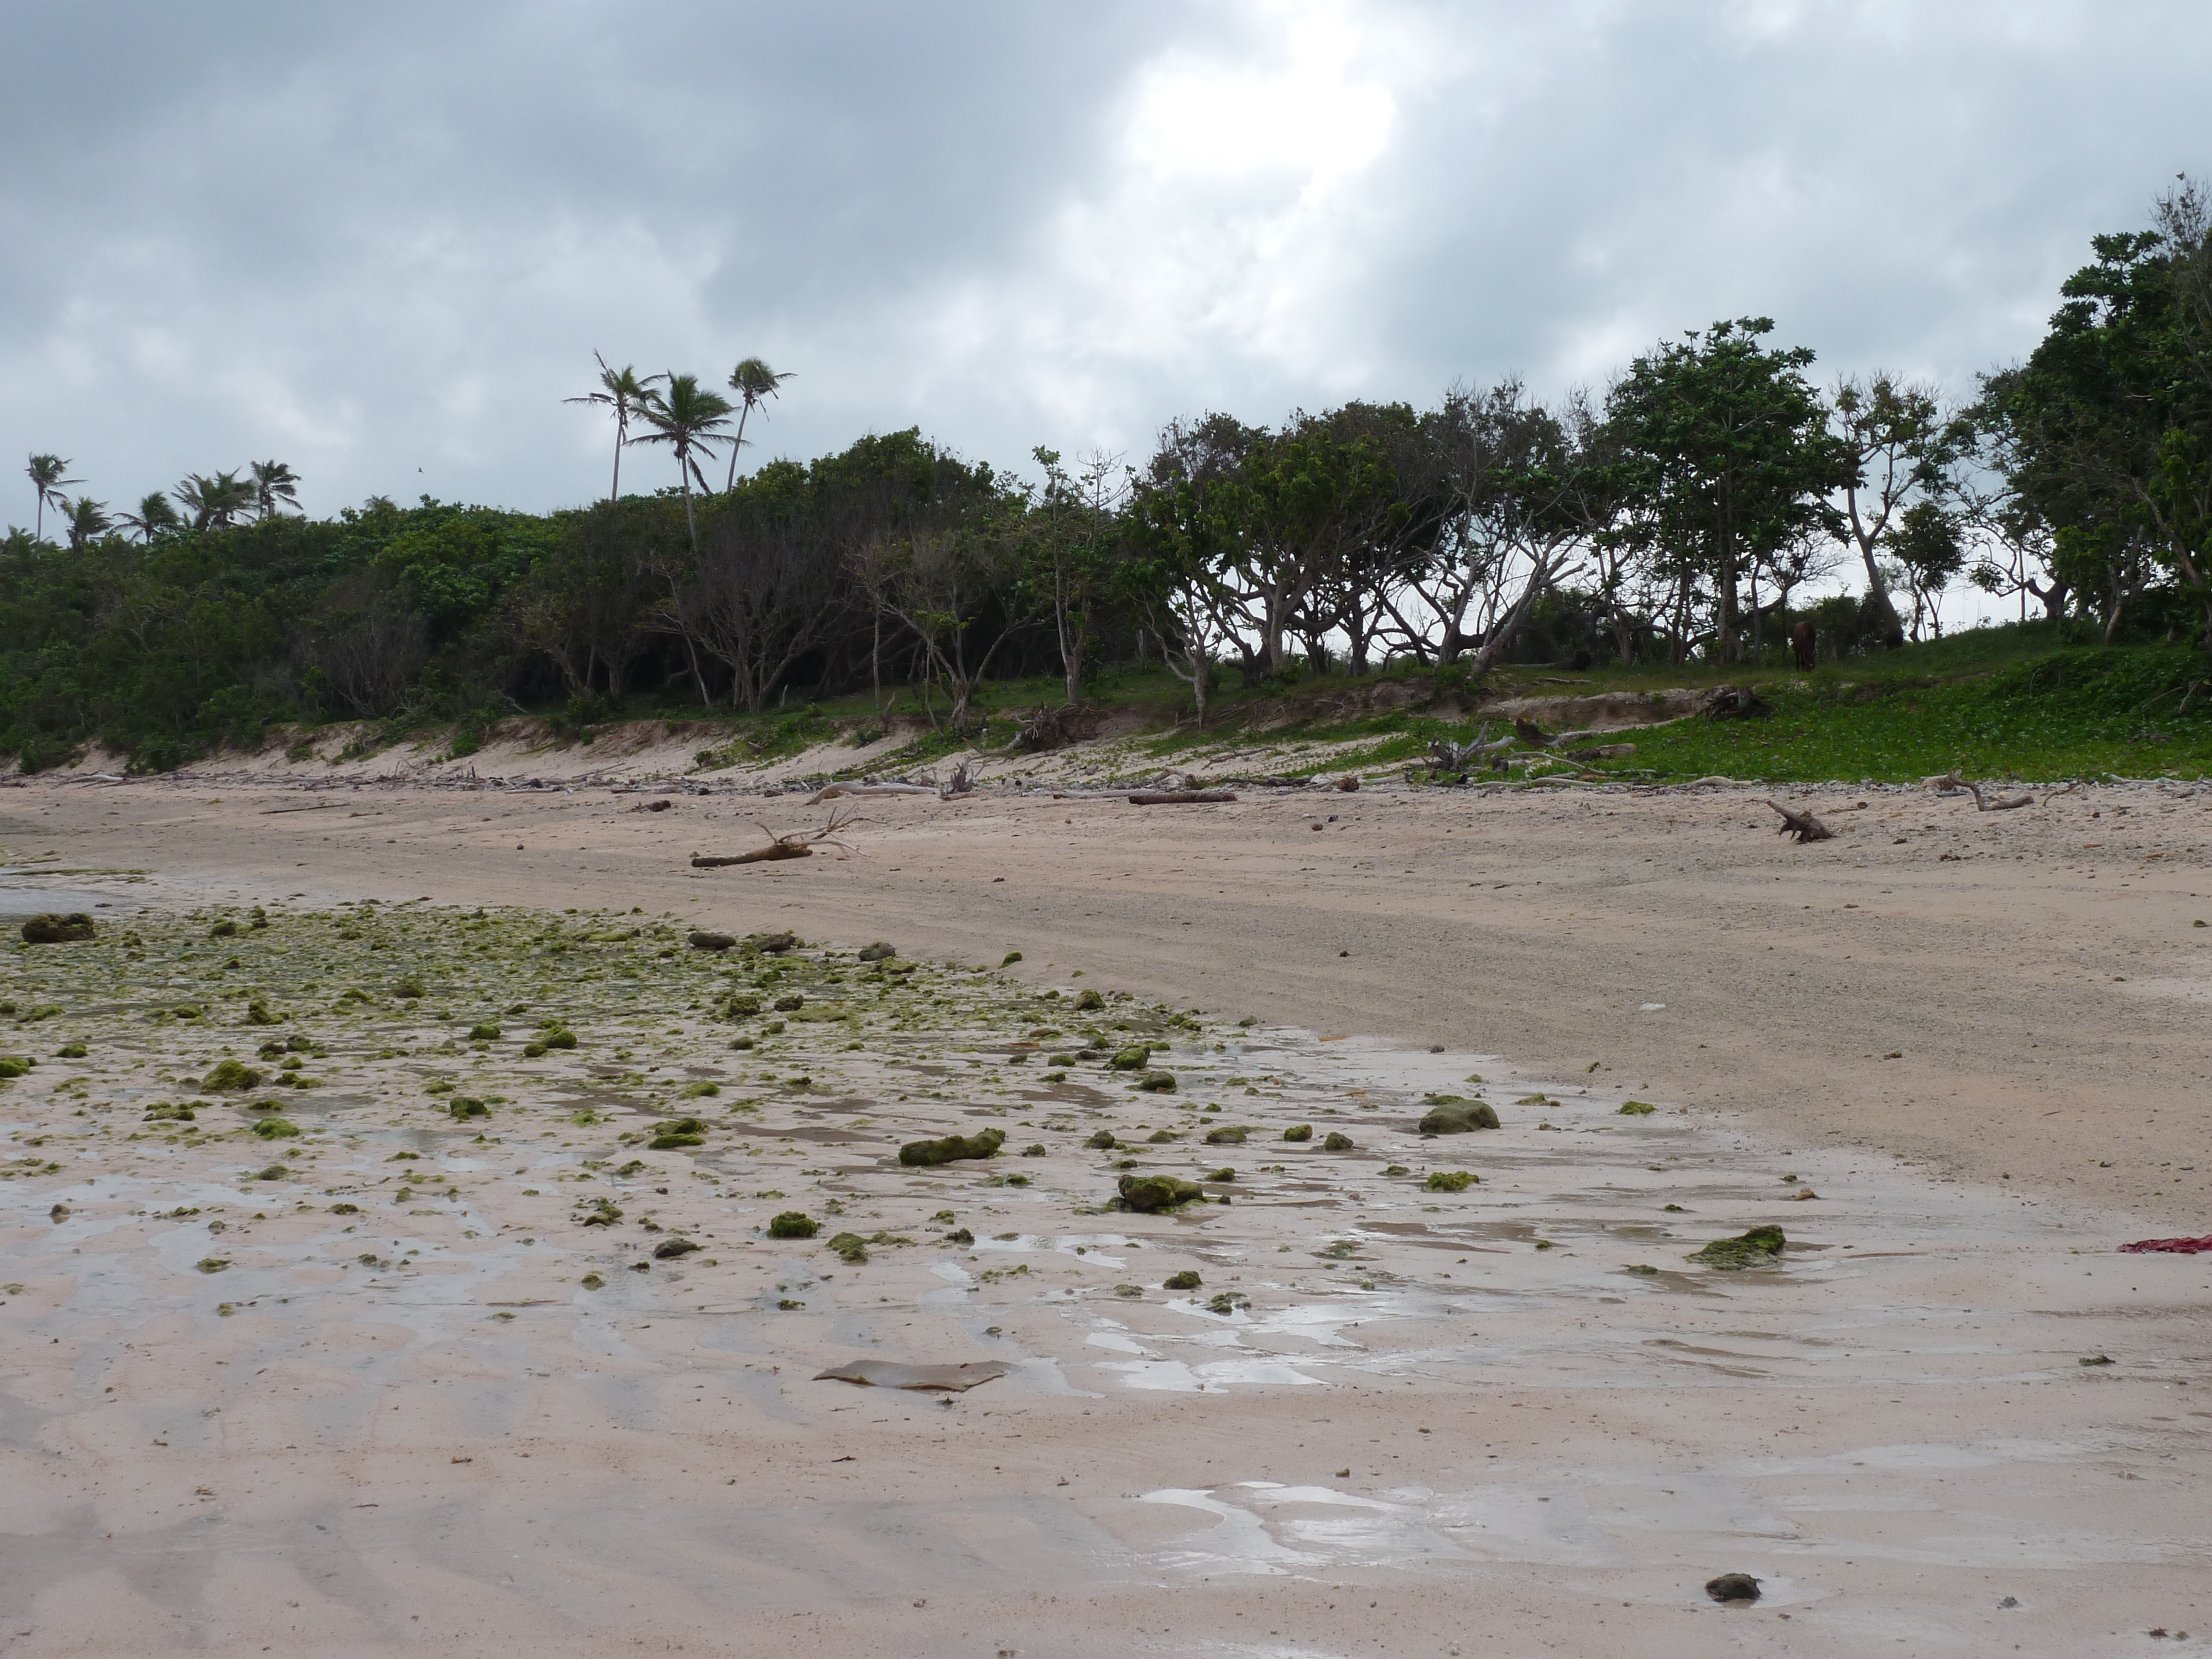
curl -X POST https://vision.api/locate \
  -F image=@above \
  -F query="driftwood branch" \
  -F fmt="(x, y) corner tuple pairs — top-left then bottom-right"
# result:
(1128, 789), (1238, 806)
(1767, 800), (1834, 843)
(691, 808), (864, 867)
(806, 782), (934, 803)
(1928, 769), (2034, 810)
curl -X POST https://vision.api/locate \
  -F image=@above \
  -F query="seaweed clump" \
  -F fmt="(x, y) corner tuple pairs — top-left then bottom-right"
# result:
(1689, 1225), (1787, 1269)
(899, 1128), (1006, 1167)
(1424, 1169), (1478, 1192)
(768, 1211), (818, 1239)
(649, 1116), (708, 1149)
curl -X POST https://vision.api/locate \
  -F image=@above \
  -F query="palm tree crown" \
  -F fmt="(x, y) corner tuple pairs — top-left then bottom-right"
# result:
(27, 454), (79, 543)
(722, 357), (795, 491)
(174, 470), (257, 531)
(566, 353), (666, 502)
(250, 460), (301, 519)
(119, 492), (182, 542)
(61, 496), (112, 550)
(633, 374), (735, 552)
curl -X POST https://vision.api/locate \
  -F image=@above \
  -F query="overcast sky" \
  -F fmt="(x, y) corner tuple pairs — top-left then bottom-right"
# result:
(5, 0), (2206, 527)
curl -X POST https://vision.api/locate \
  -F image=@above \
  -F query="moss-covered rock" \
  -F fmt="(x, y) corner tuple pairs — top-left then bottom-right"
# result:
(1086, 1129), (1118, 1150)
(1163, 1269), (1202, 1290)
(1136, 1071), (1177, 1092)
(447, 1097), (491, 1120)
(1418, 1095), (1500, 1134)
(251, 1116), (301, 1139)
(1282, 1124), (1313, 1142)
(1115, 1173), (1205, 1212)
(898, 1128), (1006, 1167)
(649, 1115), (708, 1149)
(1321, 1131), (1356, 1152)
(1424, 1169), (1478, 1192)
(202, 1058), (264, 1092)
(826, 1231), (868, 1263)
(1203, 1125), (1246, 1144)
(1110, 1045), (1151, 1071)
(1616, 1100), (1658, 1116)
(1689, 1225), (1787, 1269)
(768, 1211), (818, 1239)
(22, 912), (95, 944)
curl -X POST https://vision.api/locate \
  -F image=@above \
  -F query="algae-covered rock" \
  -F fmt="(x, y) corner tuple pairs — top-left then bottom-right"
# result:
(1321, 1131), (1356, 1152)
(143, 1102), (195, 1121)
(21, 912), (95, 944)
(773, 993), (806, 1013)
(944, 1227), (975, 1245)
(768, 1211), (818, 1239)
(653, 1236), (701, 1259)
(1020, 1142), (1046, 1157)
(1002, 951), (1024, 966)
(1424, 1169), (1478, 1192)
(1617, 1100), (1658, 1116)
(1115, 1174), (1205, 1212)
(1110, 1045), (1150, 1071)
(857, 941), (897, 962)
(1086, 1130), (1118, 1150)
(1145, 1129), (1179, 1143)
(1203, 1125), (1246, 1145)
(1689, 1225), (1786, 1269)
(252, 1116), (300, 1139)
(1136, 1071), (1177, 1092)
(688, 931), (737, 952)
(747, 931), (799, 954)
(649, 1115), (707, 1149)
(1073, 989), (1105, 1011)
(1282, 1124), (1313, 1142)
(0, 1055), (34, 1079)
(1704, 1573), (1761, 1604)
(1418, 1095), (1500, 1135)
(722, 993), (761, 1018)
(203, 1058), (264, 1092)
(1206, 1167), (1235, 1182)
(899, 1128), (1006, 1167)
(1163, 1269), (1202, 1290)
(447, 1097), (491, 1120)
(826, 1231), (868, 1263)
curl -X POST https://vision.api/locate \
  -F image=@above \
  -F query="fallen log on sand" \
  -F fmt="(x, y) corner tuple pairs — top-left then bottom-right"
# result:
(1128, 789), (1239, 806)
(692, 844), (811, 868)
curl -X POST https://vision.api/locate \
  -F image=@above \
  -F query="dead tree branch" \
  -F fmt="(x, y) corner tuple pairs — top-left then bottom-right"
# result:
(1767, 800), (1835, 843)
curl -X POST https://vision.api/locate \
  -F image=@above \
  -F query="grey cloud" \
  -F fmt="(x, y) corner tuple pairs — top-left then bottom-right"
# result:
(2, 1), (2205, 525)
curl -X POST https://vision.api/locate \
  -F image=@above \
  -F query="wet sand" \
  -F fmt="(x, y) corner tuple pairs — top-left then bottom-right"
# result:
(2, 772), (2209, 1655)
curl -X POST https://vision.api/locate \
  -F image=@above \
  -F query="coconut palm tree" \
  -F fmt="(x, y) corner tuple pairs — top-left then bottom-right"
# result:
(61, 496), (112, 550)
(250, 460), (301, 519)
(632, 374), (734, 554)
(721, 357), (795, 491)
(26, 454), (79, 543)
(565, 353), (665, 503)
(174, 470), (257, 531)
(118, 492), (182, 542)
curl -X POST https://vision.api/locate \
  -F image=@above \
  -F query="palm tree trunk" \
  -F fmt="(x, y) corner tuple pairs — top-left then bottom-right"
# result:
(723, 405), (752, 493)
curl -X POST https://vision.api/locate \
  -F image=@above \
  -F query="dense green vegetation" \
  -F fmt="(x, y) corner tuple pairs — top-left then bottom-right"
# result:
(5, 184), (2208, 776)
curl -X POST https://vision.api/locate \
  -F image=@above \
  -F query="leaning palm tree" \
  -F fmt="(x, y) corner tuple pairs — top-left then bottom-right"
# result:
(26, 454), (79, 543)
(249, 460), (301, 518)
(174, 469), (257, 531)
(565, 353), (665, 503)
(632, 374), (734, 554)
(721, 356), (795, 491)
(118, 492), (182, 542)
(61, 496), (112, 550)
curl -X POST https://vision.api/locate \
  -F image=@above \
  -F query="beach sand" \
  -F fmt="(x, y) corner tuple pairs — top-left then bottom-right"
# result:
(2, 769), (2207, 1655)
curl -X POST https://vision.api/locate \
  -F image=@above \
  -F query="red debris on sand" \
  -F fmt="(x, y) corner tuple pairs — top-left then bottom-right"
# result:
(2118, 1234), (2212, 1255)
